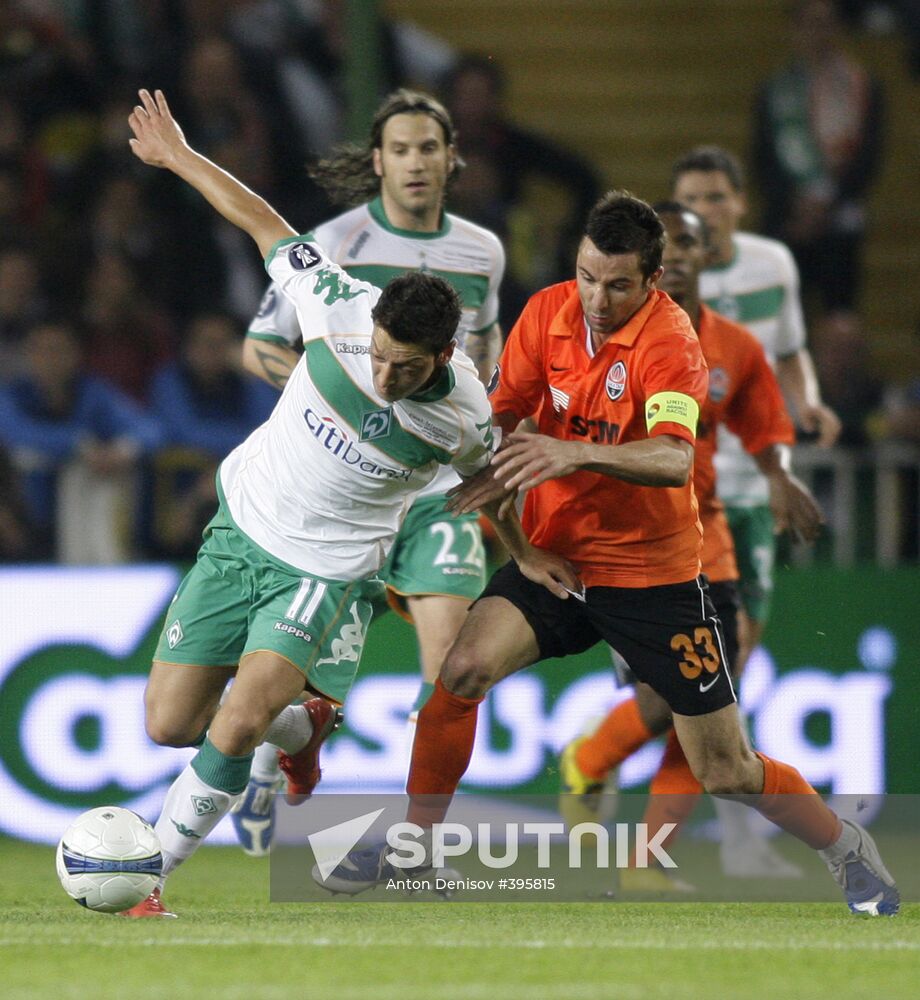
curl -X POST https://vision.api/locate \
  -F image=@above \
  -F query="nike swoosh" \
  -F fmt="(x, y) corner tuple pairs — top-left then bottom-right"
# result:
(699, 674), (720, 693)
(550, 365), (570, 371)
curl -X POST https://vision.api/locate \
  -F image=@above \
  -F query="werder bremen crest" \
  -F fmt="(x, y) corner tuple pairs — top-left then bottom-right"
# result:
(360, 408), (392, 442)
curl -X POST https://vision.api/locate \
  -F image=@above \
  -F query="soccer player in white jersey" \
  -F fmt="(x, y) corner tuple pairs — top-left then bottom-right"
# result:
(671, 146), (841, 877)
(233, 90), (506, 856)
(123, 88), (577, 917)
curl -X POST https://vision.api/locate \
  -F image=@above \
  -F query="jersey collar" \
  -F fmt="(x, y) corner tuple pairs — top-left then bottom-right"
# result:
(368, 196), (451, 240)
(407, 363), (456, 402)
(551, 285), (658, 349)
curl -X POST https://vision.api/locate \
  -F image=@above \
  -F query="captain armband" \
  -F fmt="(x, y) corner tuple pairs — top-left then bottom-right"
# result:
(645, 391), (700, 437)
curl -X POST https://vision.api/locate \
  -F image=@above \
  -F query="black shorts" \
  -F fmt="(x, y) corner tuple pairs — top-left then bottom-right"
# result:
(707, 578), (741, 677)
(479, 562), (738, 717)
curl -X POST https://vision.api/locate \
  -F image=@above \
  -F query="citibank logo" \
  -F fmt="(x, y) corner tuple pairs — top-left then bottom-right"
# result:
(303, 407), (410, 481)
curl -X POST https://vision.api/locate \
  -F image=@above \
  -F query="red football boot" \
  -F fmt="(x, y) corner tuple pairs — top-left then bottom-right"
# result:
(119, 887), (177, 918)
(278, 698), (342, 804)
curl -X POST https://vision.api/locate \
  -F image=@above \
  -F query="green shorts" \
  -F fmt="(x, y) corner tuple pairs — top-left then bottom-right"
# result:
(154, 506), (381, 703)
(383, 494), (487, 620)
(725, 504), (775, 623)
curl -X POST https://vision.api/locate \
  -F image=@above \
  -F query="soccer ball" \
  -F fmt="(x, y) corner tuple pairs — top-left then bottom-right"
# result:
(56, 806), (162, 913)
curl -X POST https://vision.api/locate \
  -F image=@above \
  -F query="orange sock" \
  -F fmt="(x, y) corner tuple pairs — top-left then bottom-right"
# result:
(406, 678), (482, 827)
(576, 698), (653, 781)
(639, 730), (701, 855)
(753, 751), (841, 850)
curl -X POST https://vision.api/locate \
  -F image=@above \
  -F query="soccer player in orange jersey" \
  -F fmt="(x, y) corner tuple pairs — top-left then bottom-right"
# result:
(316, 192), (898, 915)
(559, 202), (824, 890)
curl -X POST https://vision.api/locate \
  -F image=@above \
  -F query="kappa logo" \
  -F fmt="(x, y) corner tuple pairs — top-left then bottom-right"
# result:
(166, 620), (183, 649)
(192, 795), (218, 816)
(486, 363), (500, 396)
(288, 242), (322, 271)
(315, 602), (366, 667)
(360, 408), (392, 442)
(708, 366), (730, 403)
(606, 361), (627, 401)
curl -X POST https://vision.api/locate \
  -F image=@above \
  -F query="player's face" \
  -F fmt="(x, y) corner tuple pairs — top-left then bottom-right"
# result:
(671, 170), (745, 259)
(370, 325), (447, 402)
(658, 210), (708, 306)
(576, 239), (661, 339)
(373, 113), (455, 228)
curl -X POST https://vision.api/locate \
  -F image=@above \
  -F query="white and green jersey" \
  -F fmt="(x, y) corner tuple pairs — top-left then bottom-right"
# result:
(220, 236), (495, 580)
(248, 196), (504, 501)
(701, 231), (805, 506)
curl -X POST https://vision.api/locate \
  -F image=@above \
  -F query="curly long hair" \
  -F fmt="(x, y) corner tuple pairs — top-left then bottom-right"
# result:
(307, 89), (460, 208)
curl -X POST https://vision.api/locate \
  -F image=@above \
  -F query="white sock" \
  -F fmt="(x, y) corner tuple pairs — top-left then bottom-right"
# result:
(818, 819), (860, 864)
(262, 704), (312, 754)
(155, 764), (240, 877)
(251, 740), (283, 783)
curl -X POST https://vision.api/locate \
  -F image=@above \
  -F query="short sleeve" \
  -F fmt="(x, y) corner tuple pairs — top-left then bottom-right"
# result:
(640, 331), (708, 444)
(488, 293), (549, 422)
(265, 235), (379, 343)
(725, 336), (795, 453)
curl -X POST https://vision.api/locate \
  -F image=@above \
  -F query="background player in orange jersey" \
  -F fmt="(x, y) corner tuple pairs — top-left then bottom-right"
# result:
(558, 202), (825, 891)
(316, 192), (898, 915)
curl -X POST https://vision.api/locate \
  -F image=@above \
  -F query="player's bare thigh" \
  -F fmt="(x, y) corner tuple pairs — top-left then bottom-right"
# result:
(440, 595), (541, 699)
(407, 593), (473, 683)
(208, 650), (308, 756)
(145, 660), (236, 747)
(671, 702), (763, 795)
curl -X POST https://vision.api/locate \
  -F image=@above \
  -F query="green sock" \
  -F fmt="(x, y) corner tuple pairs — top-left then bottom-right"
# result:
(190, 737), (254, 795)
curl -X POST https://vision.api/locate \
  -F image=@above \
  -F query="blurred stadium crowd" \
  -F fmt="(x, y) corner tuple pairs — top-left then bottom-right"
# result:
(0, 0), (917, 565)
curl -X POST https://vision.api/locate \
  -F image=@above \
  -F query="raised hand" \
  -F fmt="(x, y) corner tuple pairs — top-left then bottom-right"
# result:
(128, 89), (188, 171)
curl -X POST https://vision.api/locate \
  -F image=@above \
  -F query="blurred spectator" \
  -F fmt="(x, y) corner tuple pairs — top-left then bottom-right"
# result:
(752, 0), (884, 321)
(0, 243), (48, 376)
(809, 311), (883, 444)
(0, 96), (50, 226)
(0, 319), (162, 562)
(147, 312), (276, 557)
(0, 441), (32, 561)
(440, 53), (602, 290)
(150, 312), (275, 457)
(80, 251), (176, 401)
(218, 0), (457, 157)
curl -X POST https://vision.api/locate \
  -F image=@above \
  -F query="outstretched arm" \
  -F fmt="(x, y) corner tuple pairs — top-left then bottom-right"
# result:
(128, 88), (295, 257)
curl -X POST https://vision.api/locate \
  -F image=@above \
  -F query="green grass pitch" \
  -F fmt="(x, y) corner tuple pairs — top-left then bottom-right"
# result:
(3, 838), (918, 1000)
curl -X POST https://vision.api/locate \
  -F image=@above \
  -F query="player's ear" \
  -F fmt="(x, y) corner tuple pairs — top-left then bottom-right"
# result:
(372, 147), (383, 178)
(437, 340), (456, 366)
(647, 266), (664, 289)
(446, 144), (457, 176)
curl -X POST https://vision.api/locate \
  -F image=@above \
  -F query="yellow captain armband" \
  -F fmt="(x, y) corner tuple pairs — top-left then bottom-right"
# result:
(645, 391), (700, 437)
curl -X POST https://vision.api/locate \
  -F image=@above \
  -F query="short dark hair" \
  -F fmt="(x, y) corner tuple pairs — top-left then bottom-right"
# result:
(584, 190), (665, 280)
(309, 89), (460, 207)
(670, 146), (745, 192)
(371, 272), (461, 355)
(651, 199), (711, 245)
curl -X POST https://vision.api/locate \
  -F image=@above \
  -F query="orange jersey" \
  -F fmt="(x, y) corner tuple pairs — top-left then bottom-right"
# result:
(492, 283), (708, 587)
(695, 304), (795, 581)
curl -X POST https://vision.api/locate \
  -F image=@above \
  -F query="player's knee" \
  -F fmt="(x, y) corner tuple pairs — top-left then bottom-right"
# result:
(145, 708), (200, 748)
(213, 701), (269, 751)
(695, 752), (758, 796)
(440, 642), (498, 699)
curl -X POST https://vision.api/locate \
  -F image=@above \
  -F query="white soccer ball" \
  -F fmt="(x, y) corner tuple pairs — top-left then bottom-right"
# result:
(56, 806), (162, 913)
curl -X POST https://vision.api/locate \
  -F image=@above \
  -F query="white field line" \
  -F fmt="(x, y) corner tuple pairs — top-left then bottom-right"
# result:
(1, 934), (919, 951)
